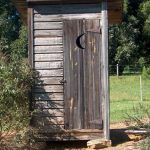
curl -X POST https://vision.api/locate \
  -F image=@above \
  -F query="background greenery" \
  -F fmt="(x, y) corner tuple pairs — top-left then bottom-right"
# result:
(109, 0), (150, 74)
(0, 0), (33, 140)
(0, 0), (150, 145)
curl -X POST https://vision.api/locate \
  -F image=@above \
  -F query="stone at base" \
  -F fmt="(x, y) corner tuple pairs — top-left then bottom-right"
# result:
(87, 139), (111, 149)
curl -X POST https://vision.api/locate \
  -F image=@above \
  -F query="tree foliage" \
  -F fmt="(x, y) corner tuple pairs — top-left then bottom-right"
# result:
(11, 26), (28, 60)
(0, 0), (20, 54)
(0, 54), (33, 132)
(0, 0), (32, 137)
(138, 0), (150, 63)
(109, 0), (150, 74)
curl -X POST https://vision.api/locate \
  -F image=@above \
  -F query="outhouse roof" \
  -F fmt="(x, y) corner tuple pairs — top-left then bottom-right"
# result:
(12, 0), (122, 24)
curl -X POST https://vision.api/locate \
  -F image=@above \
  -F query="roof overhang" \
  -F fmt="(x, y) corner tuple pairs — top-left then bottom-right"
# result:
(12, 0), (27, 23)
(12, 0), (122, 24)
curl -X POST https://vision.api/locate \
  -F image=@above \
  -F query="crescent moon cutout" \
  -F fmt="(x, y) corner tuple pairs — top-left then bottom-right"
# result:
(76, 33), (85, 49)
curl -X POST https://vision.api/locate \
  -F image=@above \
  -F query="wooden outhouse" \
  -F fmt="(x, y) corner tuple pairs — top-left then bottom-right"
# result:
(12, 0), (122, 142)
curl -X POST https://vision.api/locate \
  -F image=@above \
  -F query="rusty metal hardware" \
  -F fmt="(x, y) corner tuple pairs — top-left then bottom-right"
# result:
(59, 79), (67, 84)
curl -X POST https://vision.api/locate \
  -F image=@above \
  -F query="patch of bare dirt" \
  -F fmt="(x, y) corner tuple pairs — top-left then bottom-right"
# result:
(103, 141), (140, 150)
(110, 122), (128, 129)
(105, 122), (141, 150)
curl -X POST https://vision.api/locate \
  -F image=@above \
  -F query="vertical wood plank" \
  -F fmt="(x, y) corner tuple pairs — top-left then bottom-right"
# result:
(63, 20), (84, 129)
(63, 20), (71, 129)
(28, 6), (34, 69)
(84, 20), (102, 129)
(28, 6), (34, 111)
(101, 0), (110, 140)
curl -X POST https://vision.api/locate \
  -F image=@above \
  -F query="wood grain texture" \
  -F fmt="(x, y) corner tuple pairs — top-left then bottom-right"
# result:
(34, 53), (63, 61)
(28, 7), (34, 111)
(64, 20), (83, 130)
(34, 30), (63, 37)
(34, 37), (63, 46)
(84, 20), (102, 129)
(35, 77), (63, 85)
(33, 4), (101, 14)
(28, 0), (102, 2)
(36, 131), (103, 141)
(34, 14), (62, 21)
(34, 101), (64, 109)
(33, 116), (64, 125)
(101, 1), (110, 140)
(63, 19), (102, 130)
(34, 93), (64, 101)
(36, 69), (63, 77)
(34, 108), (64, 116)
(34, 45), (63, 53)
(28, 7), (34, 67)
(34, 22), (63, 30)
(34, 61), (63, 69)
(32, 14), (64, 130)
(35, 85), (63, 93)
(34, 13), (101, 20)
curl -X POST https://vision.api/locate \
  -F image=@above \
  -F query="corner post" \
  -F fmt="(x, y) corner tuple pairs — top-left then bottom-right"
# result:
(101, 0), (110, 140)
(28, 5), (34, 111)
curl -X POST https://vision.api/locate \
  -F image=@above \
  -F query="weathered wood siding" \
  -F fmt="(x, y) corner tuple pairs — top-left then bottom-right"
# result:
(30, 4), (104, 140)
(32, 5), (64, 131)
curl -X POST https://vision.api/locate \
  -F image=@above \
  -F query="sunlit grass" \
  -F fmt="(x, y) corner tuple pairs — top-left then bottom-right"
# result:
(110, 75), (150, 123)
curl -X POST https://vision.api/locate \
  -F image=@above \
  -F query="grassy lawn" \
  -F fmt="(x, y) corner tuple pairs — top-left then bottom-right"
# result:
(110, 75), (150, 123)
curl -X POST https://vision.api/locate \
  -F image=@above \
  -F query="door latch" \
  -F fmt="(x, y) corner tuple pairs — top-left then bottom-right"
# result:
(59, 79), (67, 84)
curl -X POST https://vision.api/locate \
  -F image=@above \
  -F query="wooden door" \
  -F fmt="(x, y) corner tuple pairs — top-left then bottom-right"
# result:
(64, 19), (102, 130)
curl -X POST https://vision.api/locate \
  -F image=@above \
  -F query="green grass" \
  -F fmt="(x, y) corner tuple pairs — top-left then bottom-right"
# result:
(110, 75), (150, 123)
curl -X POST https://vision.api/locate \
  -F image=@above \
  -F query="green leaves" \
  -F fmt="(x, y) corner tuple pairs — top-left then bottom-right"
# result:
(109, 0), (150, 74)
(0, 56), (32, 104)
(140, 1), (150, 18)
(0, 54), (34, 132)
(109, 22), (139, 66)
(139, 0), (150, 35)
(0, 0), (20, 54)
(142, 66), (150, 79)
(11, 26), (28, 60)
(0, 2), (33, 146)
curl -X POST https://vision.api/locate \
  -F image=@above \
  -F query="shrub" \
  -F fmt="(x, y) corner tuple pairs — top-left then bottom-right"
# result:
(0, 53), (34, 145)
(140, 136), (150, 150)
(142, 66), (150, 79)
(126, 103), (150, 150)
(126, 103), (150, 129)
